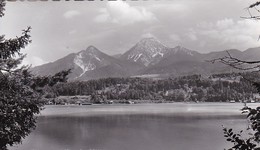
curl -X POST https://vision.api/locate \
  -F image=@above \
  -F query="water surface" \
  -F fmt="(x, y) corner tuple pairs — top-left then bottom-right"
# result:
(10, 103), (255, 150)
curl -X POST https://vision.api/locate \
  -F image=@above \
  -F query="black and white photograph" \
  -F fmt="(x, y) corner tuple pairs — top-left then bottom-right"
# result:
(1, 0), (260, 150)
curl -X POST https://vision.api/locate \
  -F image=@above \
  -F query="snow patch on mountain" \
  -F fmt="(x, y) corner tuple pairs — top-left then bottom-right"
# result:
(124, 37), (170, 66)
(73, 51), (101, 77)
(90, 53), (101, 61)
(173, 46), (194, 56)
(152, 51), (164, 57)
(128, 53), (143, 62)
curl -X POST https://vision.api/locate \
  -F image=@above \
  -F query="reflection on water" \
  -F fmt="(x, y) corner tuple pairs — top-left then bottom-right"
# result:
(10, 104), (249, 150)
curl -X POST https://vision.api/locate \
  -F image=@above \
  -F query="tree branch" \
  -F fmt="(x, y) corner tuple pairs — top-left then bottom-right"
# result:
(208, 51), (260, 71)
(249, 1), (260, 8)
(0, 27), (31, 59)
(0, 0), (5, 17)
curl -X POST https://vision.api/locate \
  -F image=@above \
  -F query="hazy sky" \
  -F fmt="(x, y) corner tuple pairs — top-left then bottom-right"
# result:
(0, 0), (260, 66)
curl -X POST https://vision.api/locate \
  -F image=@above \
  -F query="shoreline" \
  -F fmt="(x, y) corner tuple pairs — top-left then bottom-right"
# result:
(38, 102), (258, 117)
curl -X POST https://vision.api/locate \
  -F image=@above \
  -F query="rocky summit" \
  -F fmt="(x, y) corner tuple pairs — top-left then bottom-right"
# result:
(31, 38), (260, 80)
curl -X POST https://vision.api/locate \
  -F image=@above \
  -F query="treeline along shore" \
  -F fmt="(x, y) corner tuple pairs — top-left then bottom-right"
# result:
(42, 72), (260, 105)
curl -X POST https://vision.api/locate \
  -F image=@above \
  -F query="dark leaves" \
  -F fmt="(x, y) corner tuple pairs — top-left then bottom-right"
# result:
(0, 27), (31, 60)
(253, 82), (260, 94)
(0, 4), (69, 149)
(0, 0), (5, 17)
(48, 69), (71, 87)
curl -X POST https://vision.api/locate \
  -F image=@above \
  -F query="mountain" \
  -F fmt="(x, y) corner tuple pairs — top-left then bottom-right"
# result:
(140, 46), (206, 75)
(241, 47), (260, 61)
(32, 53), (78, 79)
(31, 38), (260, 80)
(31, 46), (142, 80)
(203, 49), (243, 61)
(120, 37), (171, 66)
(112, 54), (122, 59)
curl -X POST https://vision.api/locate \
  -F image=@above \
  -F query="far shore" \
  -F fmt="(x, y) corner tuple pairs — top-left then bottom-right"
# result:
(38, 102), (260, 118)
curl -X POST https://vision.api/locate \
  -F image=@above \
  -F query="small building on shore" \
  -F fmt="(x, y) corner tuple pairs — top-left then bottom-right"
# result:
(253, 93), (260, 102)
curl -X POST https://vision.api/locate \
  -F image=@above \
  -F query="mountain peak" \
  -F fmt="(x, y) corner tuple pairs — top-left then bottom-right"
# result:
(121, 37), (170, 66)
(140, 37), (157, 41)
(174, 45), (182, 49)
(31, 37), (260, 81)
(85, 45), (99, 53)
(72, 45), (105, 78)
(77, 45), (103, 56)
(138, 37), (164, 46)
(135, 37), (167, 49)
(171, 46), (195, 56)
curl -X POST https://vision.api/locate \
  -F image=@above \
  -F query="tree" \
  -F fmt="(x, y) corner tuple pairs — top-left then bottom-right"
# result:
(209, 0), (260, 71)
(210, 1), (260, 149)
(0, 1), (70, 149)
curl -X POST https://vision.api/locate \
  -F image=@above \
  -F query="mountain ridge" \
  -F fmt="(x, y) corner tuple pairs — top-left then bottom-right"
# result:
(31, 37), (260, 80)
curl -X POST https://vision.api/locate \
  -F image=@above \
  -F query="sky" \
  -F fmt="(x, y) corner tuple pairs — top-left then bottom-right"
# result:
(0, 0), (260, 66)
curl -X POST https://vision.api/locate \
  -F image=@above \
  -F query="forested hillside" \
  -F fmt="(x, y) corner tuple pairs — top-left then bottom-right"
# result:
(44, 72), (259, 103)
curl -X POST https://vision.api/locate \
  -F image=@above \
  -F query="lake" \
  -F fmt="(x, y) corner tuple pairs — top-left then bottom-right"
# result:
(9, 103), (257, 150)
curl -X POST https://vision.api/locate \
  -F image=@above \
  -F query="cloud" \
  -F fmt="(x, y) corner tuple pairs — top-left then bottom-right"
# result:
(149, 3), (188, 13)
(63, 10), (81, 19)
(68, 29), (77, 35)
(170, 34), (181, 42)
(94, 0), (157, 25)
(195, 18), (260, 49)
(141, 33), (156, 38)
(216, 18), (234, 29)
(199, 41), (206, 48)
(186, 29), (197, 41)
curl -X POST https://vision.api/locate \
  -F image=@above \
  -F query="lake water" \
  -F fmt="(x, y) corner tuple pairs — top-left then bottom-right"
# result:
(9, 103), (257, 150)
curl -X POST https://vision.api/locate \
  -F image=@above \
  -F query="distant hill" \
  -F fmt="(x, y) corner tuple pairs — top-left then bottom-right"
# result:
(31, 37), (260, 80)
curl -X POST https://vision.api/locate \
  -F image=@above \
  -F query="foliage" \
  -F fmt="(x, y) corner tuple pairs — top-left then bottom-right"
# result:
(212, 2), (260, 149)
(222, 127), (258, 150)
(0, 1), (70, 149)
(222, 106), (260, 150)
(0, 0), (5, 17)
(50, 73), (258, 103)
